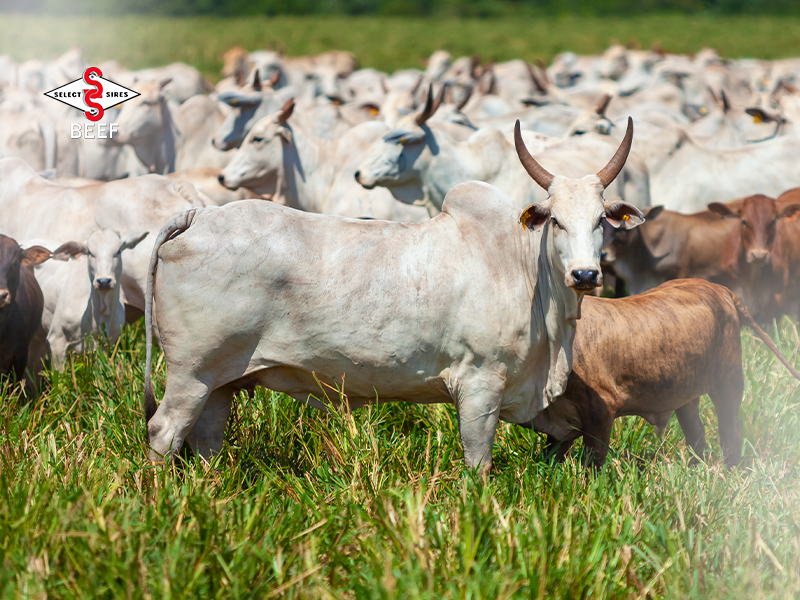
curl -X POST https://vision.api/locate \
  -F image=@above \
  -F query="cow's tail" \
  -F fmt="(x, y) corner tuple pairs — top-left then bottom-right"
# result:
(144, 208), (201, 423)
(732, 294), (800, 382)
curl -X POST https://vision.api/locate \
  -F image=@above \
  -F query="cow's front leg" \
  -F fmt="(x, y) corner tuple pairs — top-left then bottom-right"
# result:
(456, 388), (501, 478)
(185, 386), (235, 462)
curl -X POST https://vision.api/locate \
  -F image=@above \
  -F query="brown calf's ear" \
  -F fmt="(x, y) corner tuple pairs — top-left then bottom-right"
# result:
(708, 202), (740, 219)
(604, 201), (644, 229)
(51, 241), (87, 261)
(520, 203), (550, 230)
(121, 232), (149, 252)
(22, 246), (52, 267)
(644, 205), (665, 221)
(777, 203), (800, 220)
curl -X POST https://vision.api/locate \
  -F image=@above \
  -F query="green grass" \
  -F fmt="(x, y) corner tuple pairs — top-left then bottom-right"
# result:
(1, 318), (800, 598)
(2, 14), (800, 81)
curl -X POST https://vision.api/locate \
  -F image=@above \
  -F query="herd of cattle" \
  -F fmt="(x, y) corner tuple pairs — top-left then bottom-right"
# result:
(2, 42), (800, 471)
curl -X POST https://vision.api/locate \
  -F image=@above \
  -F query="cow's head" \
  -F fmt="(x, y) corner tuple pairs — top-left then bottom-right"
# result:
(516, 117), (644, 294)
(113, 79), (171, 145)
(52, 230), (148, 292)
(565, 94), (615, 137)
(218, 99), (295, 190)
(709, 195), (800, 274)
(354, 85), (444, 189)
(0, 235), (49, 312)
(212, 71), (278, 151)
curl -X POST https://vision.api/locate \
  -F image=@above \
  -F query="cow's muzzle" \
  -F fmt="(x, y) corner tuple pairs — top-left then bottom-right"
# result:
(747, 249), (769, 265)
(570, 269), (601, 290)
(95, 278), (113, 291)
(0, 289), (9, 308)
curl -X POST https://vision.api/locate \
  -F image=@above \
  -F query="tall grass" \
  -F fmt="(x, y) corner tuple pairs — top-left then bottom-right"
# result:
(1, 14), (800, 80)
(1, 318), (799, 598)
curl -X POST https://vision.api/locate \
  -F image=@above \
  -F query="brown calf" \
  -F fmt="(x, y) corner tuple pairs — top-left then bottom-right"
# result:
(708, 194), (800, 318)
(602, 205), (738, 296)
(764, 188), (800, 320)
(528, 279), (800, 468)
(0, 235), (50, 381)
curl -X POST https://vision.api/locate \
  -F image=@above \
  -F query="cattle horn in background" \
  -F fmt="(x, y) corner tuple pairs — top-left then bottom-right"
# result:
(595, 94), (612, 117)
(596, 117), (634, 188)
(514, 120), (554, 191)
(268, 68), (281, 88)
(252, 69), (261, 91)
(416, 84), (444, 126)
(457, 85), (473, 110)
(278, 98), (295, 124)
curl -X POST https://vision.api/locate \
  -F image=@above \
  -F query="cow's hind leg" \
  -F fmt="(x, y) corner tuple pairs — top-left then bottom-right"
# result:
(147, 375), (213, 462)
(185, 386), (235, 462)
(675, 398), (707, 464)
(544, 435), (573, 462)
(709, 370), (745, 469)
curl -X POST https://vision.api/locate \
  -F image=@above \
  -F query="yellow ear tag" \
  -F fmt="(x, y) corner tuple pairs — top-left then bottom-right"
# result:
(230, 99), (238, 106)
(622, 214), (630, 221)
(399, 138), (406, 145)
(753, 114), (763, 124)
(699, 106), (707, 115)
(369, 107), (379, 115)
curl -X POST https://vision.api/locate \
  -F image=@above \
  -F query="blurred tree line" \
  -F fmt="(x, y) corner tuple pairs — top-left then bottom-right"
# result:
(1, 0), (797, 16)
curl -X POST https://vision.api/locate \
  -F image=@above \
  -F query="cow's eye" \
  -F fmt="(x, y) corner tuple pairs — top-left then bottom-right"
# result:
(551, 217), (561, 229)
(252, 136), (264, 143)
(87, 251), (94, 258)
(742, 220), (749, 228)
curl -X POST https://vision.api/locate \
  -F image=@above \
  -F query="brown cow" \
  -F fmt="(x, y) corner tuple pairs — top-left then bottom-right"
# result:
(707, 194), (800, 318)
(602, 205), (738, 295)
(763, 188), (800, 320)
(527, 279), (800, 468)
(0, 235), (50, 381)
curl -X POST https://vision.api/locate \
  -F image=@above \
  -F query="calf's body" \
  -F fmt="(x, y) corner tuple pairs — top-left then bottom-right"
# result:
(531, 279), (800, 467)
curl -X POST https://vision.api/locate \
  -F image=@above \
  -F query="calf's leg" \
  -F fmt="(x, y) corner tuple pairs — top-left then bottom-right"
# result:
(709, 372), (744, 469)
(544, 434), (573, 461)
(674, 397), (706, 463)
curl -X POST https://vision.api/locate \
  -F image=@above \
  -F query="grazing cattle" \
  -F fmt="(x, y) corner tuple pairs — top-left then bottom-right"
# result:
(218, 100), (431, 221)
(528, 279), (800, 468)
(0, 236), (50, 380)
(603, 204), (739, 295)
(636, 126), (800, 213)
(0, 158), (207, 312)
(143, 120), (643, 471)
(112, 81), (231, 174)
(27, 230), (149, 369)
(355, 102), (650, 212)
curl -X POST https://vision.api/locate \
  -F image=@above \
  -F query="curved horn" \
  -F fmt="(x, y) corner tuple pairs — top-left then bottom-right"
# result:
(416, 84), (436, 125)
(269, 68), (282, 88)
(596, 117), (634, 188)
(526, 61), (547, 93)
(278, 98), (295, 124)
(719, 89), (730, 112)
(595, 94), (612, 116)
(252, 69), (261, 90)
(514, 120), (554, 191)
(457, 84), (473, 110)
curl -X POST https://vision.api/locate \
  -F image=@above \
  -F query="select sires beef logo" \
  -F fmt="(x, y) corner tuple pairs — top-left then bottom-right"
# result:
(44, 67), (139, 139)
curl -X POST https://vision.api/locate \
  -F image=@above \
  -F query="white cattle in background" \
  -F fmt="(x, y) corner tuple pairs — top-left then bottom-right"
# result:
(26, 229), (149, 369)
(111, 80), (231, 174)
(0, 158), (207, 311)
(219, 100), (430, 221)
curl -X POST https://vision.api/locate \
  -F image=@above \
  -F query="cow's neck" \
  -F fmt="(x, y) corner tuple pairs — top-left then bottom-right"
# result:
(134, 103), (179, 175)
(280, 125), (337, 212)
(89, 288), (120, 337)
(534, 222), (580, 409)
(421, 129), (493, 209)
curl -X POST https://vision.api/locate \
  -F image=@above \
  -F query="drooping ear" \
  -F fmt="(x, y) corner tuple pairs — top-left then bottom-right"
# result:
(121, 232), (149, 252)
(745, 107), (776, 124)
(708, 202), (740, 219)
(21, 246), (52, 267)
(159, 77), (173, 91)
(777, 203), (800, 220)
(644, 205), (665, 221)
(520, 203), (550, 230)
(51, 241), (87, 261)
(720, 222), (742, 276)
(604, 200), (644, 229)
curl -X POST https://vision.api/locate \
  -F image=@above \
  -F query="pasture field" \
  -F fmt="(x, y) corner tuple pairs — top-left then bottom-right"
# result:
(1, 321), (800, 598)
(2, 14), (800, 79)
